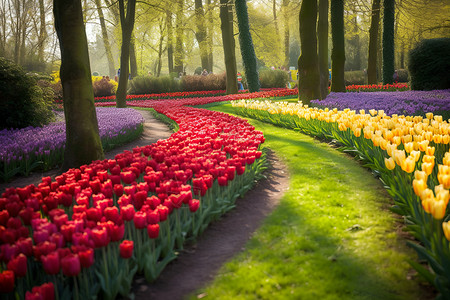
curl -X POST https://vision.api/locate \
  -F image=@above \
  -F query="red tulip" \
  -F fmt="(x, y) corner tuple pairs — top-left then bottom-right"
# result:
(7, 253), (27, 277)
(78, 248), (94, 268)
(114, 184), (124, 197)
(147, 224), (160, 239)
(120, 171), (136, 184)
(119, 240), (134, 259)
(41, 251), (60, 275)
(61, 254), (81, 277)
(104, 206), (120, 224)
(120, 204), (135, 221)
(26, 282), (55, 300)
(110, 224), (125, 242)
(0, 270), (15, 293)
(188, 199), (200, 213)
(133, 211), (147, 229)
(91, 227), (109, 248)
(146, 210), (160, 225)
(218, 175), (228, 186)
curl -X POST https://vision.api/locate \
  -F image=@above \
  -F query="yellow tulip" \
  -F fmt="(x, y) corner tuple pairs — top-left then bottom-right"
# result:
(380, 138), (388, 150)
(426, 112), (433, 119)
(402, 135), (412, 144)
(404, 142), (414, 153)
(369, 109), (377, 116)
(422, 162), (434, 175)
(386, 143), (397, 157)
(384, 157), (396, 170)
(418, 140), (429, 152)
(413, 178), (427, 196)
(436, 188), (450, 207)
(434, 115), (443, 122)
(425, 147), (435, 156)
(443, 222), (450, 241)
(401, 156), (416, 173)
(431, 199), (446, 219)
(393, 149), (406, 166)
(438, 173), (450, 190)
(415, 170), (428, 181)
(444, 153), (450, 166)
(359, 109), (365, 115)
(443, 135), (450, 144)
(433, 134), (442, 144)
(353, 128), (361, 137)
(410, 150), (421, 162)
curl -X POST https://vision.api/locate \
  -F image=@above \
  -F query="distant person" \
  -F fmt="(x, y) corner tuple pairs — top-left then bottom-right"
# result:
(148, 71), (152, 76)
(393, 70), (399, 83)
(202, 69), (208, 76)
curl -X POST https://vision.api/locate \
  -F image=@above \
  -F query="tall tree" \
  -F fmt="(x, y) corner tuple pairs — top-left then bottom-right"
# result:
(38, 0), (47, 62)
(130, 34), (138, 78)
(273, 0), (279, 37)
(54, 0), (104, 170)
(116, 0), (136, 108)
(94, 0), (115, 77)
(166, 10), (174, 74)
(282, 0), (290, 68)
(206, 0), (214, 72)
(330, 0), (345, 92)
(174, 0), (184, 74)
(195, 0), (209, 71)
(235, 0), (260, 92)
(367, 0), (380, 84)
(298, 0), (320, 103)
(382, 0), (394, 84)
(95, 0), (116, 78)
(220, 0), (238, 94)
(318, 0), (328, 99)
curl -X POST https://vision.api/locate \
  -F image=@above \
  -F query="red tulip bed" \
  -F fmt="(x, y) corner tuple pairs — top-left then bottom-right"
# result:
(345, 83), (409, 92)
(0, 97), (267, 299)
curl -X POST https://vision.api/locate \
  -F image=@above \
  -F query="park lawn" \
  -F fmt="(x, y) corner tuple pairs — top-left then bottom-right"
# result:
(189, 102), (432, 300)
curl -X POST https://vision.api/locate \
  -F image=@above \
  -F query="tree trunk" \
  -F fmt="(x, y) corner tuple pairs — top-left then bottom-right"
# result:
(156, 20), (164, 77)
(166, 10), (174, 74)
(53, 0), (104, 170)
(116, 0), (136, 108)
(38, 0), (47, 62)
(353, 16), (361, 70)
(382, 0), (394, 84)
(298, 0), (320, 104)
(195, 0), (209, 71)
(220, 0), (238, 94)
(174, 0), (184, 74)
(235, 0), (260, 92)
(318, 0), (328, 100)
(273, 0), (279, 37)
(94, 0), (115, 77)
(330, 0), (345, 92)
(206, 0), (213, 72)
(130, 34), (138, 78)
(367, 0), (380, 84)
(282, 0), (290, 68)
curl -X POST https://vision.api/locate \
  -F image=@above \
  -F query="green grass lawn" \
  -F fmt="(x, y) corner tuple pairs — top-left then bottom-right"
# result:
(189, 102), (432, 300)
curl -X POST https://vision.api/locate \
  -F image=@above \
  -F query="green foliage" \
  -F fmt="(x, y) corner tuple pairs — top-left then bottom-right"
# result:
(181, 73), (226, 91)
(128, 75), (182, 94)
(258, 68), (289, 88)
(194, 67), (203, 75)
(409, 38), (450, 90)
(289, 40), (301, 69)
(0, 58), (55, 129)
(344, 70), (365, 85)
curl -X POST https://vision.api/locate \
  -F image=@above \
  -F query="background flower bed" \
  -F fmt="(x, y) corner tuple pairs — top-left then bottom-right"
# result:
(232, 98), (450, 297)
(312, 89), (450, 117)
(0, 108), (144, 182)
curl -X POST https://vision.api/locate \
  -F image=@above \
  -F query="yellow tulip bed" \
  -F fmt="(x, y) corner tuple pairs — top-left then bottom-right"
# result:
(232, 99), (450, 295)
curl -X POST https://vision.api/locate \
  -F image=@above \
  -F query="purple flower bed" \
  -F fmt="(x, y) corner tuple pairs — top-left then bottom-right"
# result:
(312, 90), (450, 116)
(0, 108), (144, 180)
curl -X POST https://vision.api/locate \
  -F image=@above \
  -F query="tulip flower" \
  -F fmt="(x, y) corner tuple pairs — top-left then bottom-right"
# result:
(78, 248), (94, 268)
(41, 251), (60, 275)
(0, 270), (15, 293)
(442, 221), (450, 241)
(384, 157), (395, 170)
(119, 240), (134, 259)
(147, 224), (160, 239)
(7, 253), (27, 277)
(61, 253), (81, 277)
